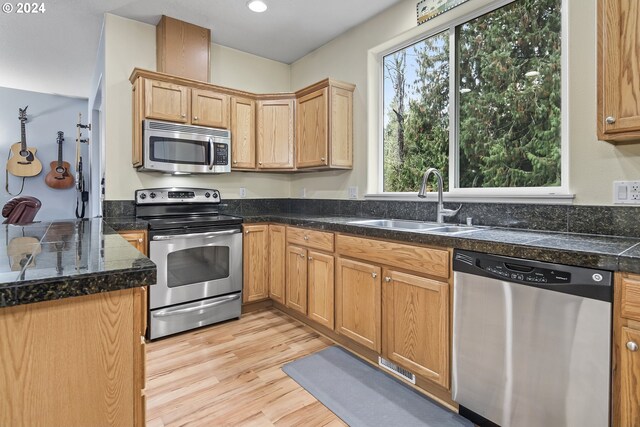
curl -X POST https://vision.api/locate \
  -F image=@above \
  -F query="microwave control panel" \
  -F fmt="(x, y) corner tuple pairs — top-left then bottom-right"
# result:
(213, 143), (228, 165)
(136, 188), (221, 204)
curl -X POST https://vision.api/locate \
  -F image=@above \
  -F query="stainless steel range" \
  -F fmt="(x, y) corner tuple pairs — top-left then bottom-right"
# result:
(136, 187), (243, 340)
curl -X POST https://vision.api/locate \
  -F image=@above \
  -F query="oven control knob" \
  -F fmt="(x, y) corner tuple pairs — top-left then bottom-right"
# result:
(212, 192), (219, 199)
(149, 192), (156, 199)
(139, 193), (147, 200)
(205, 192), (211, 198)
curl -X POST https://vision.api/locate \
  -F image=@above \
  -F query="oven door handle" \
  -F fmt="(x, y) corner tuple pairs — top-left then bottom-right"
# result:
(208, 137), (215, 170)
(152, 294), (241, 318)
(152, 229), (240, 241)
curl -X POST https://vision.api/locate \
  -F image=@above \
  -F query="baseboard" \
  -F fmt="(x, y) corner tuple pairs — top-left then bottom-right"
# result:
(241, 299), (273, 314)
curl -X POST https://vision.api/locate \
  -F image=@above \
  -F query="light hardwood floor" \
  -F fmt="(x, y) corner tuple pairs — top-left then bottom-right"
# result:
(146, 309), (346, 427)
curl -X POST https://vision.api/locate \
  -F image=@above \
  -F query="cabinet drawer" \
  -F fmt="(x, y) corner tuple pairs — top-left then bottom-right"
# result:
(622, 275), (640, 322)
(337, 234), (449, 279)
(287, 227), (334, 252)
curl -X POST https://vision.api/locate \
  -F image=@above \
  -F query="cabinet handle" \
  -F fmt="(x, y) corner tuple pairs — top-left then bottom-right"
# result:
(138, 238), (143, 243)
(628, 341), (639, 352)
(304, 236), (309, 240)
(321, 157), (326, 162)
(245, 230), (250, 234)
(194, 116), (199, 121)
(385, 276), (391, 282)
(299, 253), (305, 258)
(233, 160), (237, 164)
(606, 116), (616, 124)
(259, 162), (262, 165)
(372, 272), (377, 278)
(181, 113), (186, 118)
(308, 256), (313, 260)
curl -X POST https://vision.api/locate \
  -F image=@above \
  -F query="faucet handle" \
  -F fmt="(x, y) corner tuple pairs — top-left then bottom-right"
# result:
(441, 204), (462, 218)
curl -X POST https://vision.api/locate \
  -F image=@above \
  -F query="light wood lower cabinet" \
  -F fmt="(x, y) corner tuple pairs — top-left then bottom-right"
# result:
(382, 269), (449, 389)
(118, 229), (148, 256)
(0, 287), (147, 427)
(307, 251), (335, 330)
(286, 245), (308, 314)
(243, 224), (269, 303)
(335, 257), (382, 352)
(615, 273), (640, 427)
(268, 224), (286, 304)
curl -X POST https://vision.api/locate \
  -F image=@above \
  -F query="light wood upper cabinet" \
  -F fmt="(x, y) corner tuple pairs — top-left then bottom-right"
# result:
(336, 257), (381, 352)
(156, 15), (210, 83)
(144, 79), (189, 123)
(269, 224), (286, 304)
(231, 96), (256, 169)
(192, 89), (229, 128)
(132, 79), (143, 167)
(286, 245), (308, 314)
(295, 79), (355, 170)
(243, 224), (269, 303)
(257, 98), (295, 169)
(307, 251), (335, 330)
(598, 0), (640, 142)
(296, 88), (328, 168)
(382, 269), (449, 389)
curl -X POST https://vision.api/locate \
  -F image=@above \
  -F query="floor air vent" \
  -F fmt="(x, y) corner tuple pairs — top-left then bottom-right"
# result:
(378, 357), (416, 384)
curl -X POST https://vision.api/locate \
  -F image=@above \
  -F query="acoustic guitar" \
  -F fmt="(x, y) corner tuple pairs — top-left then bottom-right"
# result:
(6, 106), (42, 177)
(45, 131), (74, 189)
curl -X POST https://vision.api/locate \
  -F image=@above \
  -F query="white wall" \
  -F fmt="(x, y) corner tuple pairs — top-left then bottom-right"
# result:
(103, 14), (292, 201)
(289, 0), (640, 205)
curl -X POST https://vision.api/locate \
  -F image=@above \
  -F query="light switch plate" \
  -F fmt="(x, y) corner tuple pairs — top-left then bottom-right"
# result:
(300, 187), (306, 198)
(613, 181), (640, 204)
(239, 187), (247, 198)
(348, 186), (358, 199)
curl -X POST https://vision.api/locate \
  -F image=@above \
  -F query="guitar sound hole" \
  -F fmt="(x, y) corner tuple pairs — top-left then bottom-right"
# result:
(55, 167), (65, 174)
(19, 150), (34, 161)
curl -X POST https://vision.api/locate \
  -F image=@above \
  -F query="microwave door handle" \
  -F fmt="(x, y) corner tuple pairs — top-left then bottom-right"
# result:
(208, 138), (215, 170)
(152, 229), (240, 241)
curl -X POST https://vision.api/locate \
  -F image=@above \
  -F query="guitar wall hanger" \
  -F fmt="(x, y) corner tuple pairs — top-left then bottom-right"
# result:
(75, 113), (90, 218)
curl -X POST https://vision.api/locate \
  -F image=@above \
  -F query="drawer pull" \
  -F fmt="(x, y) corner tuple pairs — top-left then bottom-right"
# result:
(245, 230), (249, 234)
(308, 256), (313, 260)
(181, 113), (186, 118)
(606, 116), (616, 124)
(628, 341), (639, 352)
(194, 116), (199, 120)
(299, 253), (305, 258)
(385, 276), (391, 282)
(304, 236), (309, 240)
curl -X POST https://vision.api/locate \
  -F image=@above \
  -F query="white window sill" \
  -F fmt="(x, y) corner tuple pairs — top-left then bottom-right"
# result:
(364, 192), (575, 205)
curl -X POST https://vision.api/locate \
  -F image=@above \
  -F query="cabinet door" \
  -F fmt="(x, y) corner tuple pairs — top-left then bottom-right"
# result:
(620, 327), (640, 426)
(269, 225), (286, 304)
(144, 79), (189, 123)
(598, 0), (640, 141)
(192, 89), (229, 128)
(296, 88), (328, 168)
(336, 257), (381, 352)
(330, 86), (353, 168)
(307, 251), (335, 330)
(243, 225), (269, 303)
(382, 269), (449, 388)
(118, 230), (148, 256)
(286, 245), (308, 314)
(257, 99), (295, 169)
(231, 96), (256, 169)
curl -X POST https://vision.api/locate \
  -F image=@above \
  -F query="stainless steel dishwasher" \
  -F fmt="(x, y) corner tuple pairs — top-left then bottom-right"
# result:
(451, 249), (612, 427)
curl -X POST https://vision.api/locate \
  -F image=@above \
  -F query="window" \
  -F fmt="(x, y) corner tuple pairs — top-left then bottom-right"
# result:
(382, 0), (562, 194)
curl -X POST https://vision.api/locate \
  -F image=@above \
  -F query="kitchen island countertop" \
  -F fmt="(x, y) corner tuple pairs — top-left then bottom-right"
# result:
(1, 218), (156, 308)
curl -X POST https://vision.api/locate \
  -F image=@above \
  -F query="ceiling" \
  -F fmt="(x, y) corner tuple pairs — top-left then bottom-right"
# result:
(0, 0), (403, 98)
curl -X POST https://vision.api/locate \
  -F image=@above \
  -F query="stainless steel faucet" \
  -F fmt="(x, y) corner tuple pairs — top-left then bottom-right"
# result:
(418, 168), (462, 223)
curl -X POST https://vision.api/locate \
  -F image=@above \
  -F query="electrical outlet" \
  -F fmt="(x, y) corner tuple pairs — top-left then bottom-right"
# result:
(348, 186), (358, 199)
(300, 187), (306, 198)
(614, 181), (640, 204)
(239, 187), (247, 198)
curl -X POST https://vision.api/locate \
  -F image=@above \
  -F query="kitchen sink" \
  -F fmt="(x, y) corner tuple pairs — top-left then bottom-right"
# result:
(347, 219), (443, 230)
(347, 219), (482, 234)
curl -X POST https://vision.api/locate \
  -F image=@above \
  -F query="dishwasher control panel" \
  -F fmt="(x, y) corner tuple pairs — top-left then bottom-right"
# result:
(481, 261), (571, 284)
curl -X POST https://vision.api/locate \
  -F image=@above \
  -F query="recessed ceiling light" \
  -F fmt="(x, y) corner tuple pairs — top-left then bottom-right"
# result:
(525, 70), (540, 78)
(247, 0), (267, 13)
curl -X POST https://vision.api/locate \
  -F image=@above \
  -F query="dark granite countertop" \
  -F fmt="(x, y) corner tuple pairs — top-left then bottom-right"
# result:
(0, 219), (156, 308)
(239, 214), (640, 273)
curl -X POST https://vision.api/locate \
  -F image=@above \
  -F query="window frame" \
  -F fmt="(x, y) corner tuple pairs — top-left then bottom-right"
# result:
(373, 0), (570, 202)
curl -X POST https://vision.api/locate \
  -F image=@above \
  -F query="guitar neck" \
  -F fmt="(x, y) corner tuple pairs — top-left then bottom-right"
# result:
(20, 121), (26, 151)
(57, 141), (63, 166)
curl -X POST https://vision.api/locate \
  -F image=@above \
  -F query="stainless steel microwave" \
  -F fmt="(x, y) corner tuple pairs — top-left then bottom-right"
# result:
(141, 120), (231, 174)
